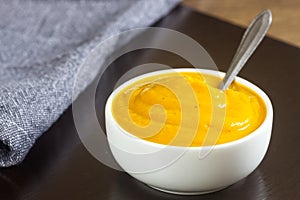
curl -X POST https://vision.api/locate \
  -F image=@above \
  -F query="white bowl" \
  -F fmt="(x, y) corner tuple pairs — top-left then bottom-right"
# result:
(105, 68), (273, 195)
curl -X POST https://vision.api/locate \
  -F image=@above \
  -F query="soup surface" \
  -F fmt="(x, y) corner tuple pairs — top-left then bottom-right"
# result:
(111, 71), (266, 146)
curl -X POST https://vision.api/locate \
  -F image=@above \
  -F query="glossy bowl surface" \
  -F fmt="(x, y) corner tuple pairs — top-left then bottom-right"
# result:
(105, 68), (273, 195)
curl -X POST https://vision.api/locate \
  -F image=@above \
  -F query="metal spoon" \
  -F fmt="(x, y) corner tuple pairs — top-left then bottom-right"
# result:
(219, 9), (272, 90)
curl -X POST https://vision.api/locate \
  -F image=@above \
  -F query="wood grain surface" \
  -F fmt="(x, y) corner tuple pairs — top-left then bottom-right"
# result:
(183, 0), (300, 47)
(0, 5), (299, 200)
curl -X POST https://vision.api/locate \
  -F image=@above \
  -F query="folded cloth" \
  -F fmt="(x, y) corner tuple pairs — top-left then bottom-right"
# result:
(0, 0), (180, 167)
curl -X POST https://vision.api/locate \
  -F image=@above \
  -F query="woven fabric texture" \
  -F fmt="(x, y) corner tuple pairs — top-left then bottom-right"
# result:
(0, 0), (179, 167)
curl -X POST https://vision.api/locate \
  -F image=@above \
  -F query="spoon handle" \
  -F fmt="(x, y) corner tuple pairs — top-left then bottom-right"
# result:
(219, 9), (272, 90)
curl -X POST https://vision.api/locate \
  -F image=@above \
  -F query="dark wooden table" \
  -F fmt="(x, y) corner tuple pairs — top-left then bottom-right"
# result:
(1, 5), (299, 200)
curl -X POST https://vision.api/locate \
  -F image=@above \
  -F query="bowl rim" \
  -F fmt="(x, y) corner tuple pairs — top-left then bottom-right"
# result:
(106, 68), (273, 150)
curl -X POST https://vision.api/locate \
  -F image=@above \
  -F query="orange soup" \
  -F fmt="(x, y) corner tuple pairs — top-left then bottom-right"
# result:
(111, 71), (266, 147)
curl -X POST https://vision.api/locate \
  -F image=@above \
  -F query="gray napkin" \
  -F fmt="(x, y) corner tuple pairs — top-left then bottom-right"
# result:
(0, 0), (180, 167)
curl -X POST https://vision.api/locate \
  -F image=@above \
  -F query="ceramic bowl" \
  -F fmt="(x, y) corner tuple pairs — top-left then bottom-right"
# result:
(105, 68), (273, 195)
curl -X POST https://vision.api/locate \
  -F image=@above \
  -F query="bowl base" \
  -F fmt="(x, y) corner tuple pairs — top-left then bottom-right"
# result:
(148, 185), (227, 195)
